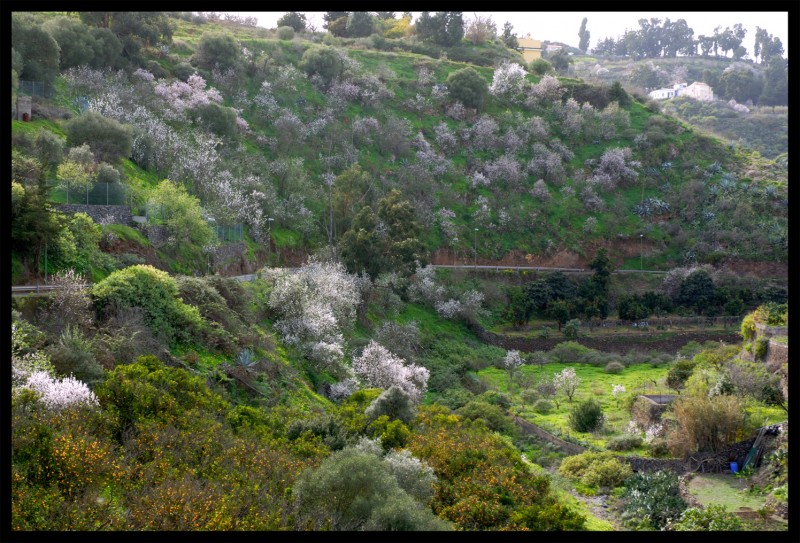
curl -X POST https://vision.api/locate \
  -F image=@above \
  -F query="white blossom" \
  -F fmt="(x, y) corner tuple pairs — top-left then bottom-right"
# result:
(352, 341), (429, 403)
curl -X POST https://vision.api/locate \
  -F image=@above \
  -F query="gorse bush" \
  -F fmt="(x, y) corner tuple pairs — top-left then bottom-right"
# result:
(604, 361), (624, 374)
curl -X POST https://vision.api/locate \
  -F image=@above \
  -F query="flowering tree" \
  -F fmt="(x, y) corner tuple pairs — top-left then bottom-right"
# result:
(612, 383), (626, 407)
(265, 260), (365, 373)
(553, 366), (580, 402)
(489, 61), (528, 103)
(20, 371), (99, 410)
(352, 340), (429, 403)
(503, 349), (524, 385)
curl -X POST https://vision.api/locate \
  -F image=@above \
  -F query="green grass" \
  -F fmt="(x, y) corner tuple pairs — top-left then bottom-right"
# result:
(478, 362), (675, 449)
(686, 473), (768, 512)
(102, 224), (151, 247)
(527, 463), (615, 530)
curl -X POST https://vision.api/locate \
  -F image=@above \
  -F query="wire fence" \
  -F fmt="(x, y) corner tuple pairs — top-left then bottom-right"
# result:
(213, 223), (244, 242)
(18, 80), (55, 99)
(47, 180), (130, 206)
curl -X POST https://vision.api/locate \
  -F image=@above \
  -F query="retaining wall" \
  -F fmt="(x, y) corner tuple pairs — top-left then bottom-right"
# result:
(467, 321), (741, 354)
(56, 204), (132, 226)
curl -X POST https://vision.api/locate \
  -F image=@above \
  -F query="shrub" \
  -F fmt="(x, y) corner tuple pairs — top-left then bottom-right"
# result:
(665, 357), (697, 390)
(194, 102), (239, 140)
(446, 67), (488, 110)
(276, 26), (294, 40)
(672, 504), (743, 531)
(568, 399), (604, 433)
(754, 337), (769, 361)
(520, 389), (539, 404)
(456, 400), (517, 436)
(581, 457), (632, 489)
(299, 45), (343, 86)
(606, 434), (643, 451)
(193, 32), (242, 70)
(563, 319), (580, 339)
(667, 394), (746, 457)
(604, 361), (624, 374)
(173, 61), (195, 81)
(559, 451), (630, 489)
(65, 111), (133, 163)
(365, 385), (416, 425)
(91, 265), (204, 344)
(532, 399), (554, 414)
(740, 313), (757, 341)
(47, 325), (104, 385)
(548, 341), (592, 363)
(621, 470), (686, 530)
(529, 58), (551, 75)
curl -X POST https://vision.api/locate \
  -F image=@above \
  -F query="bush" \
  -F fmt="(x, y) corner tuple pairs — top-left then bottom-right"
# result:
(446, 67), (488, 110)
(548, 341), (592, 363)
(456, 400), (517, 436)
(194, 102), (239, 140)
(672, 504), (743, 531)
(193, 32), (241, 70)
(299, 45), (343, 86)
(65, 111), (133, 163)
(667, 395), (746, 457)
(173, 61), (195, 81)
(529, 58), (551, 75)
(91, 265), (205, 344)
(365, 385), (416, 425)
(276, 26), (295, 40)
(568, 399), (604, 433)
(621, 470), (686, 530)
(606, 434), (643, 451)
(559, 451), (630, 489)
(665, 358), (697, 390)
(604, 361), (624, 374)
(532, 399), (554, 414)
(754, 337), (769, 360)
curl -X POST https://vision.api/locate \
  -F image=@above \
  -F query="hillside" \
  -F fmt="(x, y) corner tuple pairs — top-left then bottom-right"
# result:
(11, 12), (788, 282)
(9, 11), (791, 536)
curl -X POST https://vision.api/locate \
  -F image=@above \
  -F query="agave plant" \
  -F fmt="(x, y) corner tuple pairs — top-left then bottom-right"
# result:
(236, 348), (258, 368)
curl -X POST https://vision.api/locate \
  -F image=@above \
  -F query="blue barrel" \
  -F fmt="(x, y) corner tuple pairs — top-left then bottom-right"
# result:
(730, 462), (738, 473)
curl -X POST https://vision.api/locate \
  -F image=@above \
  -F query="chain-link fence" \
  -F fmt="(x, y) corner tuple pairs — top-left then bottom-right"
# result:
(213, 223), (244, 242)
(48, 180), (130, 206)
(18, 80), (55, 99)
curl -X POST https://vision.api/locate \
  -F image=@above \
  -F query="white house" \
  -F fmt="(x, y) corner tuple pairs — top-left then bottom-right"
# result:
(648, 83), (686, 100)
(648, 81), (714, 102)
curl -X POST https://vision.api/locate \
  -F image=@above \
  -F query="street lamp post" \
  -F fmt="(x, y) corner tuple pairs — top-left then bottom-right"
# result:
(640, 234), (643, 271)
(267, 217), (274, 265)
(453, 236), (458, 266)
(474, 228), (478, 268)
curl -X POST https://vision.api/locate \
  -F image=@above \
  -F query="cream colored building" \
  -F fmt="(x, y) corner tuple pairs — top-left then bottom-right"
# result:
(679, 81), (714, 101)
(516, 34), (542, 63)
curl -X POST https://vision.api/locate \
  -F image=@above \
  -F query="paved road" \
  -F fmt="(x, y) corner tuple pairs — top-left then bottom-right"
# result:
(431, 264), (668, 274)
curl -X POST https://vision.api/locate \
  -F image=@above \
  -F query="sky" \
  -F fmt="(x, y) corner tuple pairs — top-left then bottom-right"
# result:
(225, 11), (789, 59)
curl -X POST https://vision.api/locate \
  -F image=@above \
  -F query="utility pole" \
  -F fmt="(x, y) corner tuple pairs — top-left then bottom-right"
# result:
(453, 236), (458, 266)
(474, 228), (478, 268)
(640, 234), (644, 271)
(267, 217), (274, 265)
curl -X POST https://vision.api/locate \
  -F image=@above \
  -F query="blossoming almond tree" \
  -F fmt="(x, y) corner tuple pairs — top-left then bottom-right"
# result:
(352, 340), (429, 403)
(553, 366), (580, 402)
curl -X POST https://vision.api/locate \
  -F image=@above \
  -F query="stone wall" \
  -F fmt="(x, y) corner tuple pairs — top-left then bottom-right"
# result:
(212, 242), (246, 267)
(467, 321), (742, 354)
(512, 416), (586, 455)
(56, 204), (132, 226)
(137, 224), (170, 247)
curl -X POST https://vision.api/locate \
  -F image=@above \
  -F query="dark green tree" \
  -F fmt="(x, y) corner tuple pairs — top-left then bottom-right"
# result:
(501, 21), (518, 49)
(277, 12), (307, 32)
(324, 12), (350, 37)
(42, 16), (97, 70)
(65, 111), (133, 163)
(11, 181), (64, 273)
(548, 49), (572, 72)
(445, 67), (488, 109)
(759, 57), (788, 106)
(578, 18), (590, 54)
(378, 190), (426, 276)
(608, 80), (631, 106)
(299, 46), (344, 86)
(547, 299), (571, 331)
(677, 269), (715, 314)
(193, 32), (242, 70)
(339, 206), (383, 279)
(193, 103), (239, 140)
(11, 13), (61, 85)
(717, 68), (763, 104)
(346, 11), (374, 37)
